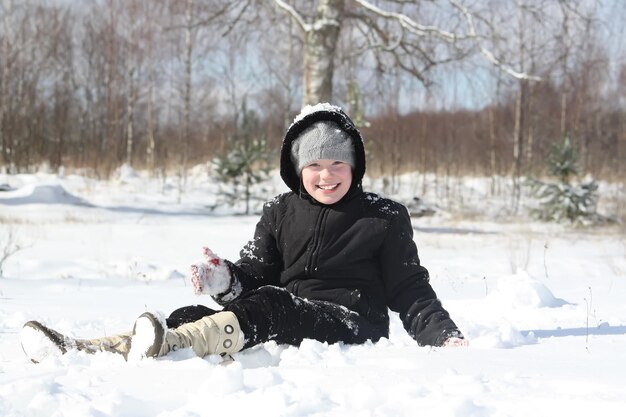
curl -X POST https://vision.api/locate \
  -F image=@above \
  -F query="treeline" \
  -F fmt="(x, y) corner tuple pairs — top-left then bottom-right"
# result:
(0, 0), (624, 182)
(365, 78), (625, 181)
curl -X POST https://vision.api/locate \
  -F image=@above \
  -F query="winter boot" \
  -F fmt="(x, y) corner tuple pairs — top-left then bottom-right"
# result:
(129, 311), (244, 360)
(21, 320), (132, 363)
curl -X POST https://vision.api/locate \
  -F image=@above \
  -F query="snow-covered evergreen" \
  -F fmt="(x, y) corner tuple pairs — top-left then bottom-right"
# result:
(528, 136), (602, 225)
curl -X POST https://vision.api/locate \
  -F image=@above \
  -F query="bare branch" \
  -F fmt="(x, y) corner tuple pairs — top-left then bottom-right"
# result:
(353, 0), (461, 42)
(221, 0), (253, 37)
(346, 13), (404, 57)
(353, 0), (541, 82)
(0, 227), (25, 278)
(449, 0), (541, 81)
(273, 0), (310, 33)
(164, 2), (236, 31)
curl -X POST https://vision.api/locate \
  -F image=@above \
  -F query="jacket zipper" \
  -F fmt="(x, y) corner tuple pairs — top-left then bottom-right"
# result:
(305, 206), (329, 277)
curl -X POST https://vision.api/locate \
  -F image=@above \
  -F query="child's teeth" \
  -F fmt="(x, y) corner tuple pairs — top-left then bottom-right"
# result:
(319, 185), (336, 190)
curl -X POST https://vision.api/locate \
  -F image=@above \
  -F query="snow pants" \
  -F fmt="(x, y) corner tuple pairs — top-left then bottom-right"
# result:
(166, 286), (389, 350)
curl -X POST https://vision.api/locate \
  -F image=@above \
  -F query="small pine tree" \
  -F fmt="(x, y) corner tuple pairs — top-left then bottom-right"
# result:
(546, 135), (580, 183)
(212, 102), (274, 214)
(528, 136), (600, 224)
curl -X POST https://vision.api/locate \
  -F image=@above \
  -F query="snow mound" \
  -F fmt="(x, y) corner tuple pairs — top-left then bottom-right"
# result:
(113, 163), (140, 183)
(0, 183), (90, 206)
(112, 163), (157, 187)
(467, 322), (537, 349)
(487, 271), (567, 309)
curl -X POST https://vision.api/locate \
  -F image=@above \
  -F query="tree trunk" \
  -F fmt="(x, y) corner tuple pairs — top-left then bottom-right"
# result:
(302, 0), (344, 106)
(146, 43), (155, 175)
(525, 82), (535, 172)
(512, 78), (527, 211)
(511, 9), (528, 212)
(1, 0), (12, 170)
(179, 0), (194, 195)
(559, 1), (569, 138)
(102, 0), (119, 176)
(144, 0), (156, 175)
(284, 18), (294, 129)
(125, 67), (135, 166)
(125, 0), (138, 167)
(488, 104), (497, 194)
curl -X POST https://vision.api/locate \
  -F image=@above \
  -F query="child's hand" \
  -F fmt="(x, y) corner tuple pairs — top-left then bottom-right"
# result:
(443, 337), (469, 347)
(190, 247), (231, 295)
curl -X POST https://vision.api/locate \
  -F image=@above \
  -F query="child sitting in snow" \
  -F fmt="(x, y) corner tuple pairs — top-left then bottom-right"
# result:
(21, 104), (467, 363)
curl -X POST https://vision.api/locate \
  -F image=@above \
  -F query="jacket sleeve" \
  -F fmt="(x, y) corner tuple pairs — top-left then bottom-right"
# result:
(380, 205), (464, 346)
(212, 199), (283, 306)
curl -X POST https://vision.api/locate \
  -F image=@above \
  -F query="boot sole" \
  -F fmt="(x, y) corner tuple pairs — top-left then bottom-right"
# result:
(129, 312), (164, 359)
(21, 321), (68, 363)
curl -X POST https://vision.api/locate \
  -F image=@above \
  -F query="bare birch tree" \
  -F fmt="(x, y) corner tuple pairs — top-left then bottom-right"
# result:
(273, 0), (344, 106)
(144, 0), (158, 174)
(123, 0), (140, 167)
(1, 0), (13, 171)
(272, 0), (541, 108)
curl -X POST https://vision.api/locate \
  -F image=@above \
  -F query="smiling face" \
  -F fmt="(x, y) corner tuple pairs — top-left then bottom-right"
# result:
(301, 159), (353, 205)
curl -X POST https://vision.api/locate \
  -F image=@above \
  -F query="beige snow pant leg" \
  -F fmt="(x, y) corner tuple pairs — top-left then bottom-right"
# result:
(78, 332), (133, 358)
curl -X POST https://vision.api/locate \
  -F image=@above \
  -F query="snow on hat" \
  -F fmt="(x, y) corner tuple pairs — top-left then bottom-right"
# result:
(290, 121), (355, 174)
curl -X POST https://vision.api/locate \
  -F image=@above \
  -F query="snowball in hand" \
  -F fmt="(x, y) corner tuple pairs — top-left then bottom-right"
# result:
(190, 247), (231, 295)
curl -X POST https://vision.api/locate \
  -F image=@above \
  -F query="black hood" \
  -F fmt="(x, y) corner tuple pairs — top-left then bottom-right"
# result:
(280, 104), (366, 196)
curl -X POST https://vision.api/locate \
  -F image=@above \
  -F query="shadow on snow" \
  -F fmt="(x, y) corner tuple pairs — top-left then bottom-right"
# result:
(523, 324), (626, 339)
(413, 226), (500, 235)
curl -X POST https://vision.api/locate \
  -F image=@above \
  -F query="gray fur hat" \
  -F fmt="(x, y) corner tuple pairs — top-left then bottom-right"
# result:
(290, 121), (355, 174)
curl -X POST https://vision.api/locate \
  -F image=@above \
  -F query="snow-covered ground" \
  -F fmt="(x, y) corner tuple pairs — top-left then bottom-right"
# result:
(1, 169), (625, 417)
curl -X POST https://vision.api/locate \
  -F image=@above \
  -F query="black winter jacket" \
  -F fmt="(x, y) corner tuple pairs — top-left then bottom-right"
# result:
(214, 104), (463, 347)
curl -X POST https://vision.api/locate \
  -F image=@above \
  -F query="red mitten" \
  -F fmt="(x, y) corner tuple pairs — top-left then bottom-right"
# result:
(190, 247), (231, 295)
